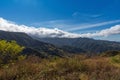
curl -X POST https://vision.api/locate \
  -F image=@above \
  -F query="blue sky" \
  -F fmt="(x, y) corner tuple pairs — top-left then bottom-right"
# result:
(0, 0), (120, 41)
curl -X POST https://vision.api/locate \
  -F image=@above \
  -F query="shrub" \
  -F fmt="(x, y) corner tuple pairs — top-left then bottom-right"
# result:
(0, 55), (120, 80)
(0, 40), (25, 65)
(100, 50), (120, 57)
(111, 55), (120, 63)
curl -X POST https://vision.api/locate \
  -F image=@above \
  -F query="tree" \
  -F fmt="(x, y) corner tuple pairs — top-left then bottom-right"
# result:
(0, 40), (25, 64)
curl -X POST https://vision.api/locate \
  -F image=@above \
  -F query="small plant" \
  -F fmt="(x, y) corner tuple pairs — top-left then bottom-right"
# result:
(111, 55), (120, 63)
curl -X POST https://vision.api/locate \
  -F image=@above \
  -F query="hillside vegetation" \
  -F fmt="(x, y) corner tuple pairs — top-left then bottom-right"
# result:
(0, 55), (120, 80)
(0, 30), (120, 55)
(0, 40), (120, 80)
(38, 38), (120, 53)
(0, 30), (69, 57)
(0, 40), (25, 65)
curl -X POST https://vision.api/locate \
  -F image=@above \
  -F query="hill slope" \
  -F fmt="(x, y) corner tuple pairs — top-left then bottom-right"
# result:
(0, 30), (68, 57)
(37, 37), (120, 53)
(0, 30), (120, 55)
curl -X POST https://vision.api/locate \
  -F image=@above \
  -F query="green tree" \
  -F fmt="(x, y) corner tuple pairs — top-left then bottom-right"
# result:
(0, 40), (25, 64)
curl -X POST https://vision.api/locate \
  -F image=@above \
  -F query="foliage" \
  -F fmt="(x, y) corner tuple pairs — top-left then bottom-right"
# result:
(38, 37), (120, 53)
(0, 55), (120, 80)
(111, 55), (120, 63)
(101, 50), (120, 57)
(0, 40), (25, 65)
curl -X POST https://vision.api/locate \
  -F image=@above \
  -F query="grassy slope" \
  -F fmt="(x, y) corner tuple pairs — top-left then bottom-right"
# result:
(0, 55), (120, 80)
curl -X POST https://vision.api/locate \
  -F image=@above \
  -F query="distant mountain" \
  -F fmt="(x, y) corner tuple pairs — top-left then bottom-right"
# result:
(37, 37), (120, 54)
(0, 30), (68, 57)
(0, 30), (120, 56)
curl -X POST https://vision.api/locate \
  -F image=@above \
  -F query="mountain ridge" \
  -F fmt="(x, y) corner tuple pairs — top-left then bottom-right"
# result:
(37, 37), (120, 53)
(0, 30), (120, 55)
(0, 30), (69, 57)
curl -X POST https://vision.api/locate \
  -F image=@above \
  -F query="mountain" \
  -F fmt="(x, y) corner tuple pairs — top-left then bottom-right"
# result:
(0, 30), (120, 56)
(37, 37), (120, 54)
(0, 30), (68, 57)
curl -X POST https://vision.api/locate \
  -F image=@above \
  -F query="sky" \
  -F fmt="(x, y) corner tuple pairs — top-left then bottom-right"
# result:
(0, 0), (120, 41)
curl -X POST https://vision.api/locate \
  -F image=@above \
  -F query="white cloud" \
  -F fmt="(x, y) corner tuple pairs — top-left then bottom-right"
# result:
(83, 25), (120, 37)
(67, 20), (120, 31)
(0, 18), (80, 38)
(0, 17), (120, 38)
(33, 19), (120, 32)
(72, 12), (101, 18)
(79, 25), (120, 37)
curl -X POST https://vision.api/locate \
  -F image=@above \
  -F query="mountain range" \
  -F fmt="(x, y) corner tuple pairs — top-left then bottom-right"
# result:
(0, 30), (120, 57)
(0, 30), (68, 57)
(36, 37), (120, 54)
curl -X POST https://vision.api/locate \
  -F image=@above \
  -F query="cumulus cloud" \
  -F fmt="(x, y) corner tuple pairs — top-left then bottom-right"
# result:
(79, 25), (120, 37)
(0, 18), (80, 38)
(0, 17), (120, 38)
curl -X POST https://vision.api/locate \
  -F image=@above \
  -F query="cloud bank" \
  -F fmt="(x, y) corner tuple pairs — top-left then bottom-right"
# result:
(0, 18), (80, 38)
(79, 25), (120, 37)
(0, 18), (120, 38)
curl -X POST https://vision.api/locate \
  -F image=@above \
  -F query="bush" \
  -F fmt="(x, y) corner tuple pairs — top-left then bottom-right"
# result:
(0, 55), (120, 80)
(100, 50), (120, 57)
(111, 55), (120, 63)
(0, 40), (25, 65)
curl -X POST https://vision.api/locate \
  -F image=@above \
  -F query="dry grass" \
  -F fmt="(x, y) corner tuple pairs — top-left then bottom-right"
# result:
(0, 55), (120, 80)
